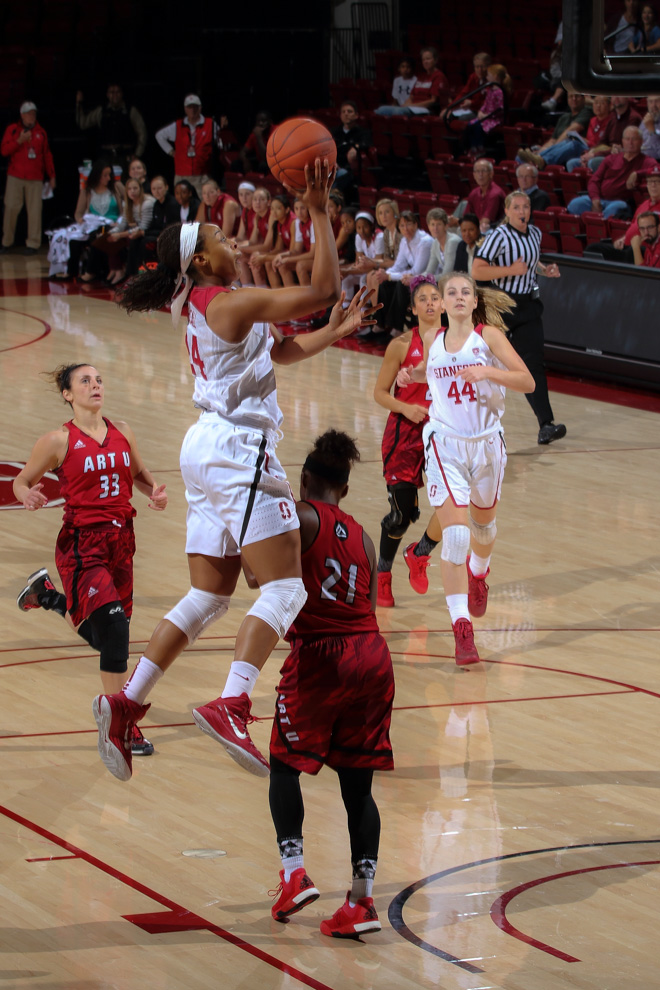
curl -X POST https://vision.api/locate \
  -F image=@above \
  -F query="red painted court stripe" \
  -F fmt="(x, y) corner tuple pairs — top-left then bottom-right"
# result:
(490, 859), (660, 962)
(1, 803), (334, 990)
(0, 307), (51, 351)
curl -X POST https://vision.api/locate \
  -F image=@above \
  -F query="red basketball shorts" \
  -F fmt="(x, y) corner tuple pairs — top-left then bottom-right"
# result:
(382, 413), (426, 488)
(55, 522), (136, 627)
(270, 630), (395, 775)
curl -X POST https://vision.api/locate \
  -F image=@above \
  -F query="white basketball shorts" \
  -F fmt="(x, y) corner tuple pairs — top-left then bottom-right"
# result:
(180, 411), (299, 558)
(423, 422), (507, 510)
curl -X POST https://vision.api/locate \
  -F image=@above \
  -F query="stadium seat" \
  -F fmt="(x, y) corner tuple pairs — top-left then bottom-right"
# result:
(533, 210), (561, 252)
(558, 214), (585, 255)
(582, 212), (608, 242)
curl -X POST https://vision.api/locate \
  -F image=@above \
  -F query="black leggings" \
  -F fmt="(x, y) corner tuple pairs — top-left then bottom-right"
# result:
(269, 757), (380, 862)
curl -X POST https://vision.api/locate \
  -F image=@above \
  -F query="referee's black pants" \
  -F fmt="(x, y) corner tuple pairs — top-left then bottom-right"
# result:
(503, 296), (555, 427)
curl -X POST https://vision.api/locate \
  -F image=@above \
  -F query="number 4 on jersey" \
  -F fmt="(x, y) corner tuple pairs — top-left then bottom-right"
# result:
(447, 379), (476, 404)
(185, 333), (207, 380)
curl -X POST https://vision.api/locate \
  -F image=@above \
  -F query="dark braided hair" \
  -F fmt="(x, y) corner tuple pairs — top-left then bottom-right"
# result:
(115, 222), (205, 314)
(303, 429), (360, 487)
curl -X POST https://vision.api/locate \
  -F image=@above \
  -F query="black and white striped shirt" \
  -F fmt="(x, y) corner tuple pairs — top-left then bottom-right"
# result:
(475, 222), (542, 295)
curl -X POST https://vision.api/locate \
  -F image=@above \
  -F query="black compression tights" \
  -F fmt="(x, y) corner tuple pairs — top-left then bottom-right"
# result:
(269, 757), (380, 860)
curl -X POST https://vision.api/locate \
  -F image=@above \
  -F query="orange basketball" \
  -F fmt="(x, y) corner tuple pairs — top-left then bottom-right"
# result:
(267, 117), (337, 190)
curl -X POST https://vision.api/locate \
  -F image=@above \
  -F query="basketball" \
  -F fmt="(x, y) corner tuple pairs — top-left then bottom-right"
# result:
(267, 117), (337, 190)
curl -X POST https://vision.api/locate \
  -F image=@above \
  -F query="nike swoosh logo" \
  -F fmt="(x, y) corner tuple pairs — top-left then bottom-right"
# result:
(225, 710), (248, 740)
(236, 674), (249, 681)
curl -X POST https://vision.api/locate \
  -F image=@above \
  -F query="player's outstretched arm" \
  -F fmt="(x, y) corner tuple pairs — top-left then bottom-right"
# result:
(270, 287), (380, 365)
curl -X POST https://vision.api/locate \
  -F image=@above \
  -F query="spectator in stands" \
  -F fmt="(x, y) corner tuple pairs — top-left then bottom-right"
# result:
(234, 181), (256, 242)
(390, 57), (418, 106)
(48, 159), (120, 279)
(127, 157), (148, 189)
(640, 95), (660, 157)
(155, 95), (224, 197)
(630, 3), (660, 48)
(537, 24), (565, 112)
(463, 64), (511, 156)
(424, 207), (461, 276)
(516, 164), (551, 213)
(331, 101), (370, 198)
(352, 210), (385, 282)
(372, 211), (433, 333)
(445, 52), (492, 121)
(327, 190), (345, 239)
(585, 164), (660, 260)
(630, 210), (660, 264)
(465, 159), (506, 229)
(273, 197), (313, 287)
(76, 84), (147, 164)
(195, 178), (240, 236)
(235, 186), (271, 284)
(518, 93), (593, 169)
(249, 194), (294, 287)
(607, 0), (641, 52)
(141, 176), (179, 263)
(365, 198), (401, 296)
(105, 178), (155, 283)
(1, 101), (56, 255)
(239, 111), (276, 174)
(374, 47), (449, 116)
(567, 126), (656, 217)
(173, 179), (200, 223)
(567, 96), (643, 171)
(452, 214), (481, 274)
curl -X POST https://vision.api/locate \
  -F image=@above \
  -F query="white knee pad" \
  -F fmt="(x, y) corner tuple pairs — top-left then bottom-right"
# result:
(440, 525), (471, 565)
(247, 577), (307, 639)
(469, 516), (497, 545)
(164, 588), (230, 644)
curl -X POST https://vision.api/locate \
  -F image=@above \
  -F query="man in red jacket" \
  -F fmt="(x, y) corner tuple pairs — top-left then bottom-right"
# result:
(1, 102), (56, 255)
(567, 126), (656, 218)
(155, 94), (224, 198)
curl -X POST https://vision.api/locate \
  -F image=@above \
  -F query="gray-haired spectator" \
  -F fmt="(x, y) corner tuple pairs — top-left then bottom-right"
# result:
(567, 126), (656, 218)
(424, 208), (461, 276)
(640, 95), (660, 159)
(516, 163), (550, 213)
(566, 96), (642, 172)
(76, 84), (147, 164)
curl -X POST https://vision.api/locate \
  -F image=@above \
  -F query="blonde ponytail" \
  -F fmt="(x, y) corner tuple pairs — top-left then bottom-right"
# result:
(438, 272), (516, 332)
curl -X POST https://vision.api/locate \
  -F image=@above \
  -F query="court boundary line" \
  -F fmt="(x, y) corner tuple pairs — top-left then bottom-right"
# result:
(0, 802), (335, 990)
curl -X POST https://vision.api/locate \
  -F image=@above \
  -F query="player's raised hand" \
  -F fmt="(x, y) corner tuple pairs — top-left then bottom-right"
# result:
(291, 159), (337, 212)
(148, 483), (168, 511)
(329, 286), (381, 337)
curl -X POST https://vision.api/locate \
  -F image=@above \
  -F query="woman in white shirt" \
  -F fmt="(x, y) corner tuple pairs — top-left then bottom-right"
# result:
(372, 211), (433, 333)
(424, 207), (461, 278)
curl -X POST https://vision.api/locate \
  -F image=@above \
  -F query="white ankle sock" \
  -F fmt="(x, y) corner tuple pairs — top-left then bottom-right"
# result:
(446, 594), (470, 624)
(283, 855), (304, 882)
(469, 551), (490, 577)
(221, 661), (259, 699)
(124, 656), (164, 704)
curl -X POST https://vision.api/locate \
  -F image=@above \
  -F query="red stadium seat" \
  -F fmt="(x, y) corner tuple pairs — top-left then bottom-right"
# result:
(358, 187), (379, 210)
(558, 214), (585, 256)
(558, 168), (590, 207)
(607, 217), (632, 240)
(425, 159), (452, 195)
(533, 210), (561, 252)
(582, 211), (608, 242)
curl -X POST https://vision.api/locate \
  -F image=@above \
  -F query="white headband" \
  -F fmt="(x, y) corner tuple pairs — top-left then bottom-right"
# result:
(170, 222), (200, 327)
(238, 181), (256, 192)
(355, 211), (374, 224)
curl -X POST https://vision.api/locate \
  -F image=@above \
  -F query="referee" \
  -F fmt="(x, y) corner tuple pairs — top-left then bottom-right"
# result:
(471, 191), (567, 445)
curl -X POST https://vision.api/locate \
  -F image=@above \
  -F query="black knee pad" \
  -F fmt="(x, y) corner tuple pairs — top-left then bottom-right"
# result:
(381, 486), (420, 538)
(88, 601), (130, 674)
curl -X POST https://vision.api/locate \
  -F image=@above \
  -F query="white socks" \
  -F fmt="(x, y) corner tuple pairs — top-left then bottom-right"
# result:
(283, 856), (305, 882)
(222, 661), (259, 699)
(469, 551), (490, 577)
(124, 656), (164, 704)
(446, 594), (470, 624)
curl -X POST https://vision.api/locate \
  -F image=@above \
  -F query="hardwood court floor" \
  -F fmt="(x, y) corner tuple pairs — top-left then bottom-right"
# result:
(1, 255), (659, 990)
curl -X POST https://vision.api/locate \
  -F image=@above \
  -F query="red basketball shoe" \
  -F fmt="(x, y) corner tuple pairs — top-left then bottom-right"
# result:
(93, 692), (151, 781)
(270, 868), (320, 921)
(192, 693), (270, 777)
(131, 723), (154, 757)
(467, 561), (490, 618)
(452, 619), (480, 666)
(376, 571), (395, 607)
(320, 893), (381, 938)
(403, 542), (430, 594)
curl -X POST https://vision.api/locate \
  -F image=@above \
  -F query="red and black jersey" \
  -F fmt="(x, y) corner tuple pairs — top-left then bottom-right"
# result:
(393, 327), (431, 410)
(382, 328), (431, 487)
(57, 418), (135, 528)
(287, 501), (378, 641)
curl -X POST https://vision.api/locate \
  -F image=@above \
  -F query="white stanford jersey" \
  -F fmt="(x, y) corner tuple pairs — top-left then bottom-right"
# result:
(186, 285), (283, 433)
(427, 323), (506, 439)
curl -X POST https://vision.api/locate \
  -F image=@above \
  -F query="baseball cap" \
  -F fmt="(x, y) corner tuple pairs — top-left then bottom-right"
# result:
(20, 101), (37, 113)
(646, 164), (660, 178)
(184, 94), (201, 107)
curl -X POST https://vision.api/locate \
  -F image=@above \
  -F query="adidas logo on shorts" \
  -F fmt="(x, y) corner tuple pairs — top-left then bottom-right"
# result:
(74, 439), (86, 449)
(88, 586), (99, 598)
